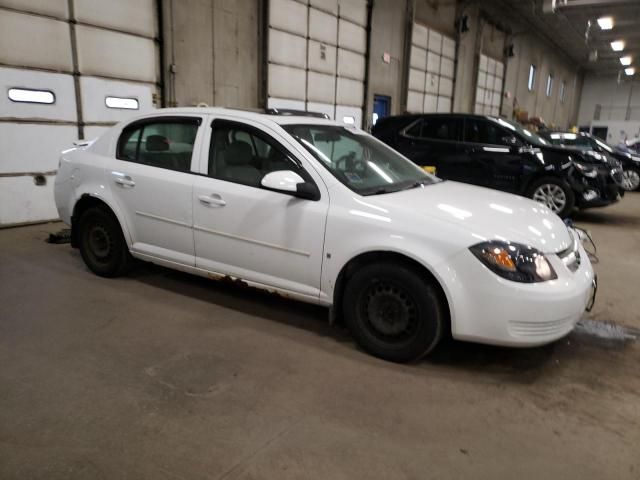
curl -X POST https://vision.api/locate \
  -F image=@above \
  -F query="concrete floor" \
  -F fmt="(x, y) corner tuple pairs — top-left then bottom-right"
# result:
(1, 195), (639, 480)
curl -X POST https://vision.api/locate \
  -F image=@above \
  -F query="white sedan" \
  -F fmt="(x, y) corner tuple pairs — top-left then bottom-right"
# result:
(54, 108), (596, 362)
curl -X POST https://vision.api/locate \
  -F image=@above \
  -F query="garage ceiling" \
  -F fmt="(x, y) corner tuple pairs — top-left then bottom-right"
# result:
(491, 0), (640, 75)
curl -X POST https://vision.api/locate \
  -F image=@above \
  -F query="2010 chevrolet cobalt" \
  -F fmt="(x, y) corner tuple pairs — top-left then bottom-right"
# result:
(54, 108), (596, 362)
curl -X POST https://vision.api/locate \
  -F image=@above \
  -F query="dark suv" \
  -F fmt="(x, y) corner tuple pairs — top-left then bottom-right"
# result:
(540, 131), (640, 191)
(372, 114), (623, 217)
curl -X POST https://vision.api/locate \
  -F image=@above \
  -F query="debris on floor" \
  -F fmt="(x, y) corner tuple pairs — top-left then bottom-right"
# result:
(46, 228), (71, 244)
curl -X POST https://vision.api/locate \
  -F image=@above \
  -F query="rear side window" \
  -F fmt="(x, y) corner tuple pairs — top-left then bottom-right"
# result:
(117, 118), (200, 173)
(420, 118), (462, 141)
(464, 118), (511, 146)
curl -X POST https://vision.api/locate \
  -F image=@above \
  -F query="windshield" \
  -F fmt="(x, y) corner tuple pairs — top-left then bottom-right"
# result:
(283, 124), (439, 195)
(488, 117), (549, 147)
(547, 132), (614, 153)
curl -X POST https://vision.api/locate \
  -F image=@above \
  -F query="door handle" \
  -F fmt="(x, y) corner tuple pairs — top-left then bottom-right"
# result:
(198, 194), (226, 207)
(112, 172), (135, 188)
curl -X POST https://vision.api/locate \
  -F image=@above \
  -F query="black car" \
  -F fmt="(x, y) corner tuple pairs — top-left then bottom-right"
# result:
(372, 113), (623, 217)
(540, 131), (640, 191)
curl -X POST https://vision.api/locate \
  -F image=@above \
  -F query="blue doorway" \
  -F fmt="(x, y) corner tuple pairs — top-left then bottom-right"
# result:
(373, 94), (391, 127)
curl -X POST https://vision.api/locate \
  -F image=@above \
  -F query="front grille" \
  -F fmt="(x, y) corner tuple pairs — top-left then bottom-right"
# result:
(509, 317), (575, 337)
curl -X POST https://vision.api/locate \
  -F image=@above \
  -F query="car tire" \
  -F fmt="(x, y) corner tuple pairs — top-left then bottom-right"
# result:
(527, 177), (575, 218)
(621, 167), (640, 191)
(343, 262), (445, 363)
(77, 206), (132, 277)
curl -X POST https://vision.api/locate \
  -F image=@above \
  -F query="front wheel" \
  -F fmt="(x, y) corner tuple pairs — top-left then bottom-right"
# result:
(621, 167), (640, 191)
(527, 177), (575, 218)
(343, 262), (446, 363)
(77, 206), (132, 277)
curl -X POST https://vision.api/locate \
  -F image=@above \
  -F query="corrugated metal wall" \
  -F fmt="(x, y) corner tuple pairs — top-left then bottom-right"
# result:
(0, 0), (160, 226)
(407, 22), (455, 114)
(267, 0), (368, 128)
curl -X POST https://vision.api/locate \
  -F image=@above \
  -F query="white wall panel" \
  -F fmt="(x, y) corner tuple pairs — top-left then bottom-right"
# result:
(269, 0), (307, 36)
(80, 77), (154, 123)
(442, 36), (455, 59)
(338, 48), (365, 80)
(426, 52), (440, 74)
(269, 29), (307, 68)
(309, 7), (337, 44)
(437, 96), (451, 113)
(412, 23), (428, 48)
(0, 123), (76, 173)
(308, 40), (336, 75)
(0, 10), (72, 71)
(438, 77), (453, 97)
(306, 101), (334, 119)
(335, 105), (362, 128)
(424, 94), (438, 112)
(309, 0), (338, 15)
(409, 69), (426, 92)
(268, 64), (306, 100)
(338, 19), (366, 53)
(425, 72), (439, 94)
(410, 47), (427, 71)
(339, 0), (367, 26)
(267, 97), (306, 111)
(427, 30), (442, 54)
(84, 126), (111, 140)
(307, 71), (335, 104)
(0, 0), (68, 18)
(0, 176), (58, 224)
(0, 67), (76, 121)
(336, 77), (363, 106)
(76, 25), (156, 82)
(74, 0), (156, 37)
(407, 91), (423, 112)
(440, 57), (454, 78)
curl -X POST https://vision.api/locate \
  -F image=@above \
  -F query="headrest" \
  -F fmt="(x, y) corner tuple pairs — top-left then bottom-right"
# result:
(224, 141), (253, 166)
(146, 135), (169, 152)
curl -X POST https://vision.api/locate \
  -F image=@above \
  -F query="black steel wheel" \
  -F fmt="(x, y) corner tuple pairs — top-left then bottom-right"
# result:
(344, 262), (445, 362)
(77, 206), (132, 277)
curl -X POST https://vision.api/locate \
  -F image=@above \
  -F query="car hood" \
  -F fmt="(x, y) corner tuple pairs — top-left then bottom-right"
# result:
(367, 181), (572, 253)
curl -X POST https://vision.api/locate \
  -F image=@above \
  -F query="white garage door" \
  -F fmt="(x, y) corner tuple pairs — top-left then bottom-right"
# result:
(407, 23), (455, 114)
(474, 53), (504, 116)
(0, 0), (159, 226)
(267, 0), (367, 128)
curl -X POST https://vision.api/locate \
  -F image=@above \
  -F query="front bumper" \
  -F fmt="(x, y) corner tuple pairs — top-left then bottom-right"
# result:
(569, 166), (623, 208)
(437, 239), (595, 347)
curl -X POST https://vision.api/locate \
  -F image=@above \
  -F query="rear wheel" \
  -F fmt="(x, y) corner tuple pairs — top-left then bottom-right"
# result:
(77, 206), (132, 277)
(528, 177), (575, 218)
(343, 262), (445, 363)
(621, 167), (640, 191)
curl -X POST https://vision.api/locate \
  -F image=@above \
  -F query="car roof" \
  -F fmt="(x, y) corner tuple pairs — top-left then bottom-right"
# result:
(137, 107), (341, 128)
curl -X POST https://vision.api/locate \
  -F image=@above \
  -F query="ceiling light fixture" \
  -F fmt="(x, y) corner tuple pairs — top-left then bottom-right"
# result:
(597, 17), (614, 30)
(620, 56), (632, 66)
(625, 67), (635, 76)
(611, 40), (625, 51)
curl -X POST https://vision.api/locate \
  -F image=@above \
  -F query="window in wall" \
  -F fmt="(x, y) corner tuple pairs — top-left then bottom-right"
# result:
(546, 74), (553, 97)
(560, 81), (566, 103)
(117, 119), (200, 173)
(8, 87), (55, 104)
(106, 96), (139, 110)
(527, 65), (537, 91)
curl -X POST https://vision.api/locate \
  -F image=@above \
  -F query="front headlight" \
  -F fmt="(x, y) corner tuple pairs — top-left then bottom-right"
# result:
(469, 241), (558, 283)
(573, 161), (598, 177)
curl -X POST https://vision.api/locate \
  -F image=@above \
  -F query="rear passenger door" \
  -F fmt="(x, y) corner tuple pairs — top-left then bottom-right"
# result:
(462, 118), (524, 192)
(109, 116), (203, 265)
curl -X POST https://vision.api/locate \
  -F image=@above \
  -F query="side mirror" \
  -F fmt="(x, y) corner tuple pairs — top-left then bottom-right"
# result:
(501, 135), (520, 146)
(261, 170), (319, 200)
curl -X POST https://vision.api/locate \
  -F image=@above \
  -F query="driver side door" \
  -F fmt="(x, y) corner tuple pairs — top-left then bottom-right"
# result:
(192, 118), (329, 299)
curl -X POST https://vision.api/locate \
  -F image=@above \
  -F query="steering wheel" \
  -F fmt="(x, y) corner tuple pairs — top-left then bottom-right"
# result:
(335, 151), (368, 175)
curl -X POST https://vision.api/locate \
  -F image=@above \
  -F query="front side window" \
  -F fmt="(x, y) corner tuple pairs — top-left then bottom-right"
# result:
(208, 120), (306, 188)
(284, 124), (439, 196)
(421, 118), (462, 142)
(464, 118), (512, 145)
(117, 118), (200, 173)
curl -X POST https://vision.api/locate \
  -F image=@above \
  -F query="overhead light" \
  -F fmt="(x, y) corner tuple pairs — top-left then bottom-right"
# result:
(625, 67), (635, 76)
(597, 17), (614, 30)
(611, 40), (625, 51)
(620, 56), (632, 66)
